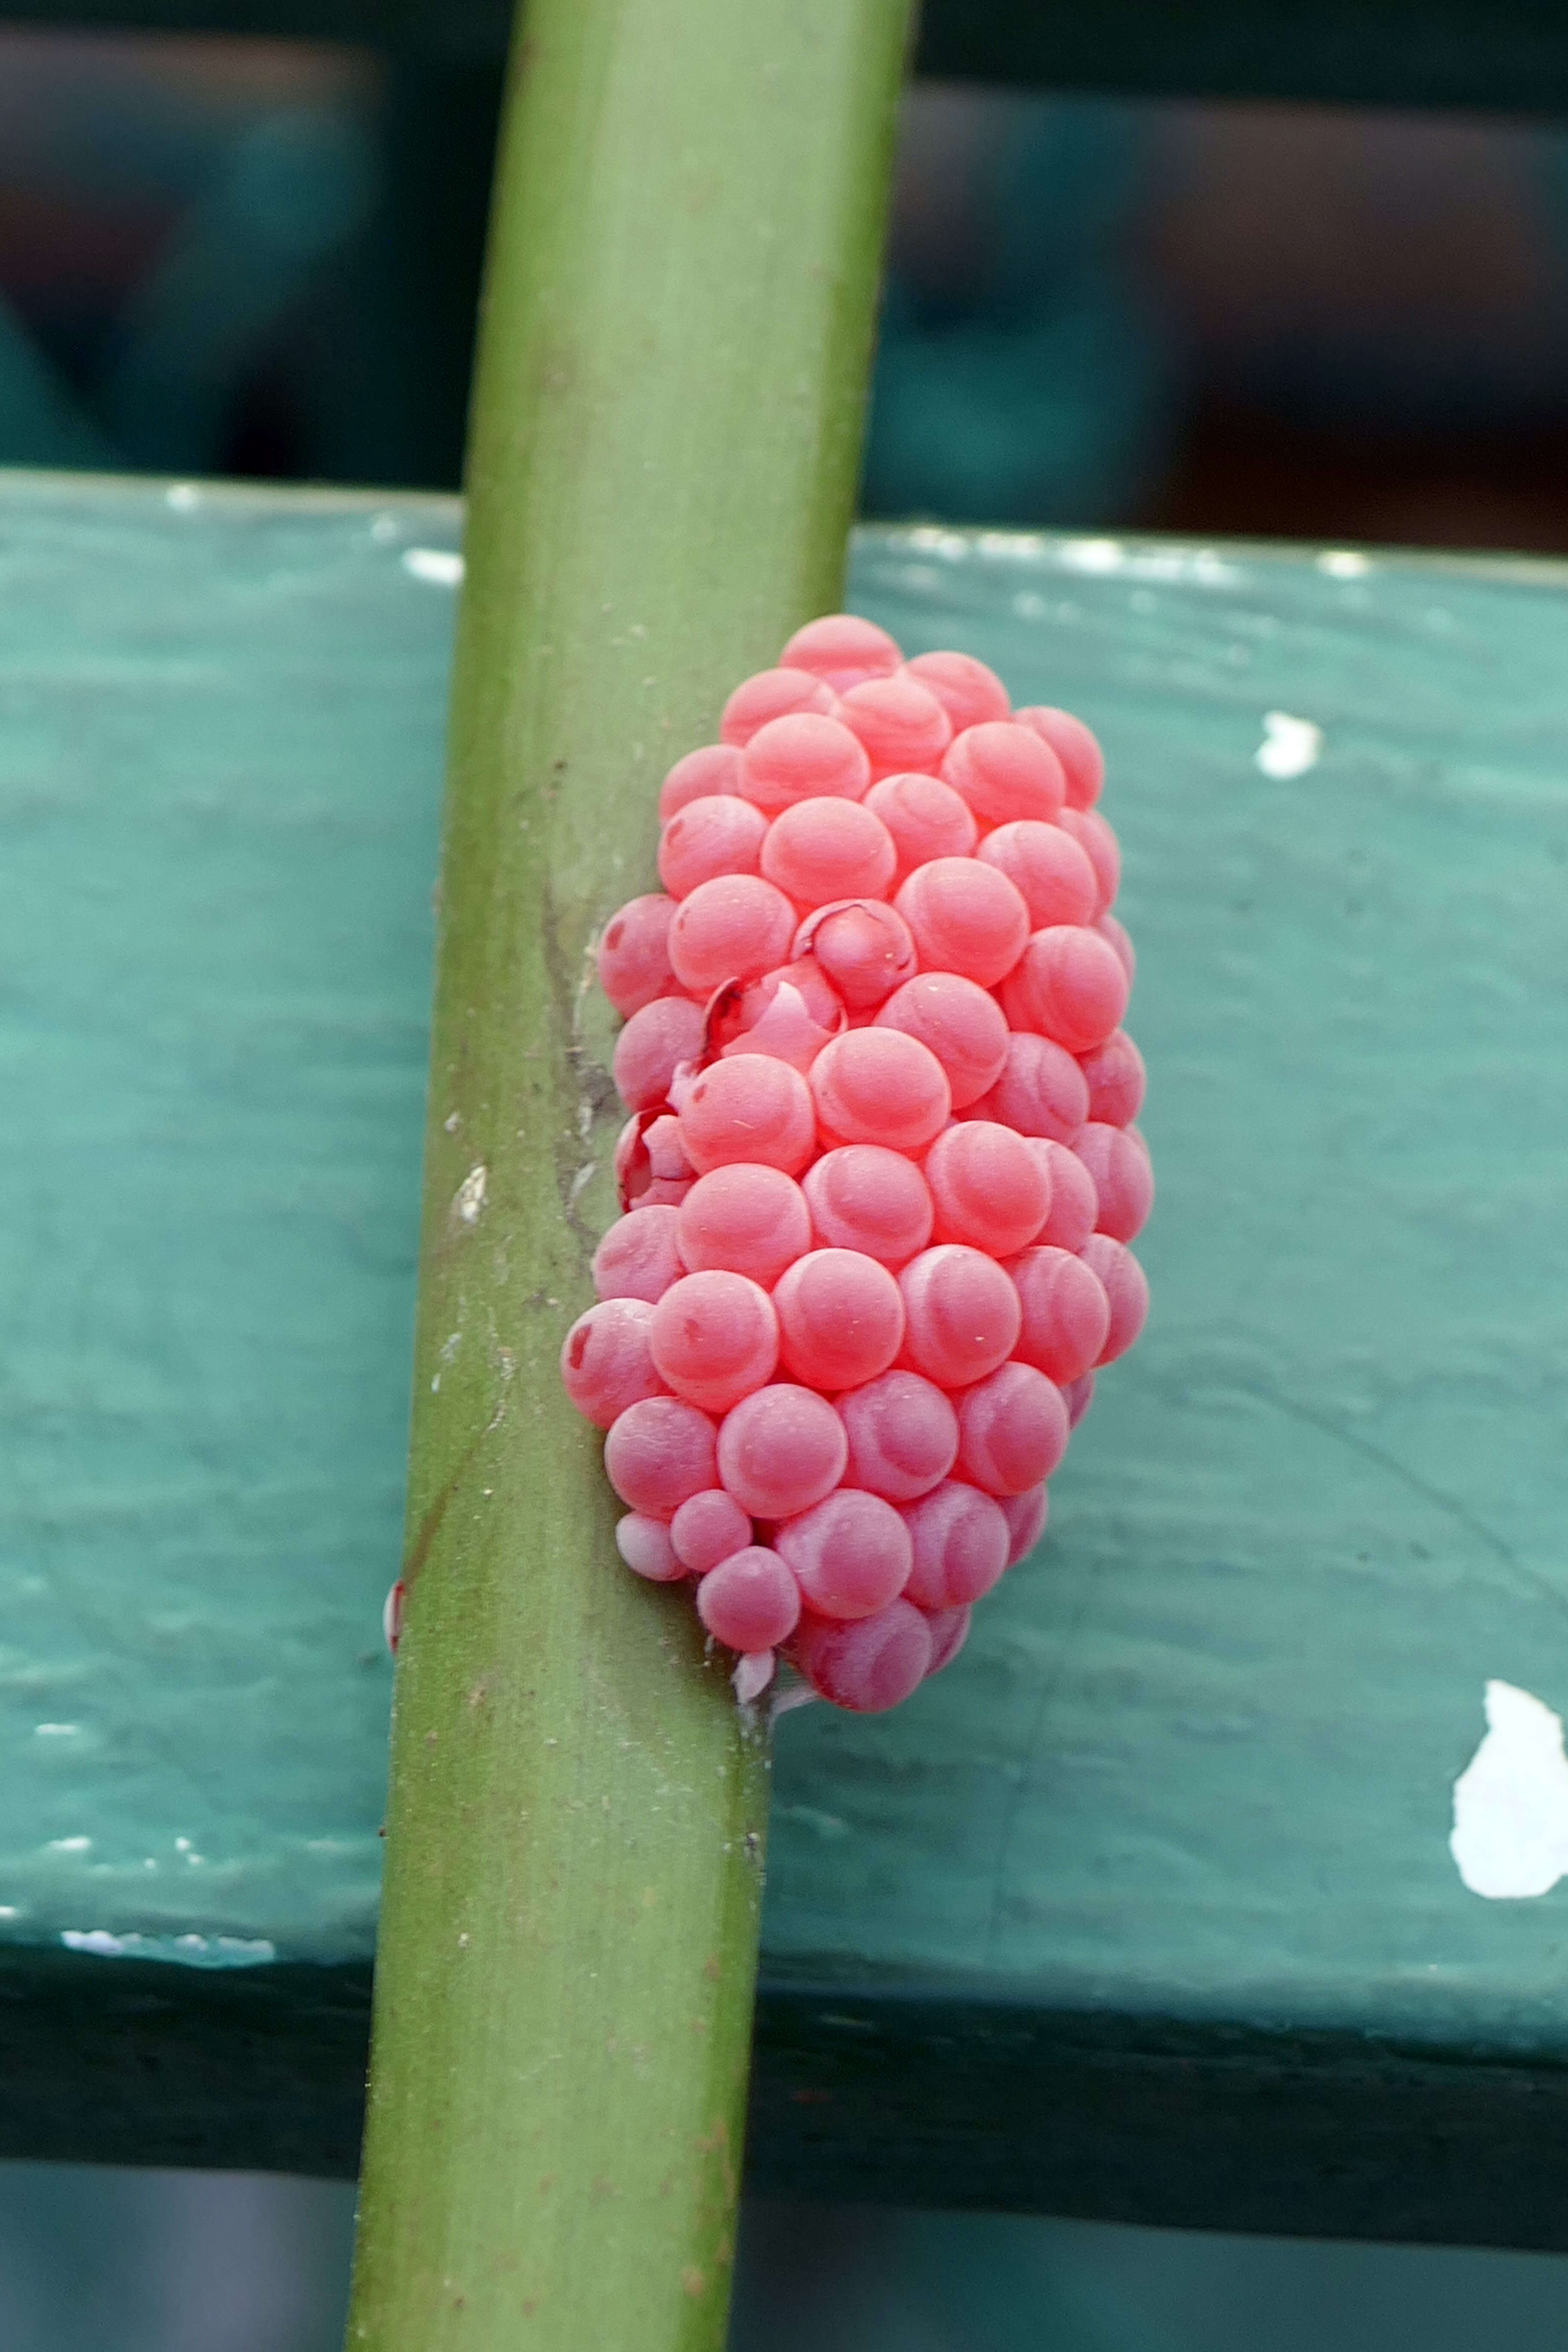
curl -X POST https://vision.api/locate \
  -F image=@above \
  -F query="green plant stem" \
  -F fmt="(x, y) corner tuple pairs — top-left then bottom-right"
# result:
(344, 3), (912, 2345)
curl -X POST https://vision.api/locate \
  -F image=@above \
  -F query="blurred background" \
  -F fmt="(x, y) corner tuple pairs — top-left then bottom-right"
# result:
(4, 31), (1568, 544)
(5, 22), (1568, 2348)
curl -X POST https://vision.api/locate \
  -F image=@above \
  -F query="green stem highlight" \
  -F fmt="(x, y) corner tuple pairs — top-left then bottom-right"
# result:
(345, 2), (912, 2345)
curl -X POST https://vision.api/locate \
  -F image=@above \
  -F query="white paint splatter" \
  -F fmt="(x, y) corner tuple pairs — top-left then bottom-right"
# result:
(34, 1723), (78, 1737)
(453, 1164), (487, 1225)
(402, 546), (464, 588)
(1317, 548), (1371, 579)
(1255, 711), (1323, 779)
(1452, 1681), (1568, 1899)
(48, 1836), (90, 1853)
(165, 482), (201, 512)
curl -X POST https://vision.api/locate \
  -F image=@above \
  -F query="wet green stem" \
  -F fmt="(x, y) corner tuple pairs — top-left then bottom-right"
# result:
(344, 2), (912, 2344)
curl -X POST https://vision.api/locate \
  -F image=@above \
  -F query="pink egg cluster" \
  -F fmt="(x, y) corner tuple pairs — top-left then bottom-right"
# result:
(562, 613), (1150, 1713)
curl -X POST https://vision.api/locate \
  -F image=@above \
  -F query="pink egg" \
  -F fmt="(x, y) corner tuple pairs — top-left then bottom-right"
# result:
(900, 1480), (1011, 1608)
(729, 956), (844, 1033)
(836, 674), (952, 779)
(720, 666), (836, 746)
(1014, 705), (1104, 809)
(559, 1298), (669, 1430)
(999, 1483), (1049, 1568)
(795, 899), (917, 1011)
(761, 796), (897, 910)
(780, 613), (903, 692)
(717, 1384), (848, 1519)
(1029, 1139), (1099, 1253)
(811, 1027), (952, 1154)
(976, 820), (1098, 931)
(592, 1204), (685, 1303)
(611, 994), (706, 1115)
(792, 1598), (933, 1711)
(772, 1247), (906, 1390)
(614, 1113), (694, 1212)
(597, 893), (681, 1018)
(941, 720), (1065, 826)
(678, 1054), (817, 1175)
(922, 1602), (974, 1677)
(1008, 1245), (1111, 1385)
(657, 795), (768, 897)
(616, 1513), (684, 1582)
(863, 771), (979, 883)
(955, 1361), (1069, 1496)
(999, 925), (1129, 1054)
(738, 713), (870, 813)
(604, 1396), (718, 1519)
(1074, 1122), (1154, 1243)
(802, 1145), (934, 1268)
(775, 1488), (914, 1620)
(1078, 1028), (1145, 1126)
(924, 1121), (1051, 1258)
(975, 1031), (1089, 1143)
(670, 1488), (753, 1574)
(873, 971), (1009, 1109)
(1079, 1234), (1149, 1365)
(717, 984), (833, 1077)
(642, 1115), (694, 1185)
(837, 1369), (959, 1501)
(897, 1246), (1021, 1389)
(649, 1270), (779, 1414)
(667, 873), (797, 992)
(1057, 807), (1120, 914)
(697, 1547), (802, 1650)
(895, 857), (1029, 989)
(659, 743), (744, 823)
(1063, 1371), (1096, 1427)
(677, 1164), (812, 1288)
(902, 650), (1011, 732)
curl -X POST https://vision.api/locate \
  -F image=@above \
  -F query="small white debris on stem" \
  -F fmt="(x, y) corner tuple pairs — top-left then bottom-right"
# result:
(453, 1165), (487, 1226)
(732, 1651), (775, 1705)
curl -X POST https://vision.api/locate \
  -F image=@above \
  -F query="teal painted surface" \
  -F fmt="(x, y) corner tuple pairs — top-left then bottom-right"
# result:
(0, 475), (450, 1961)
(2, 475), (1568, 2193)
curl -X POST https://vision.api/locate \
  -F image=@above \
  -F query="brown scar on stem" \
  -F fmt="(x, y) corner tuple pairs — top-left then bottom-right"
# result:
(401, 1366), (515, 1595)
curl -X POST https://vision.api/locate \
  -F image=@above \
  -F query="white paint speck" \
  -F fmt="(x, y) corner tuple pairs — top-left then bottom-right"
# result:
(1318, 548), (1371, 578)
(48, 1836), (90, 1853)
(1255, 711), (1323, 780)
(402, 546), (464, 588)
(34, 1723), (78, 1737)
(370, 512), (399, 543)
(165, 482), (200, 512)
(175, 1837), (192, 1852)
(453, 1164), (487, 1225)
(1452, 1681), (1568, 1899)
(444, 1111), (461, 1133)
(0, 1908), (18, 1920)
